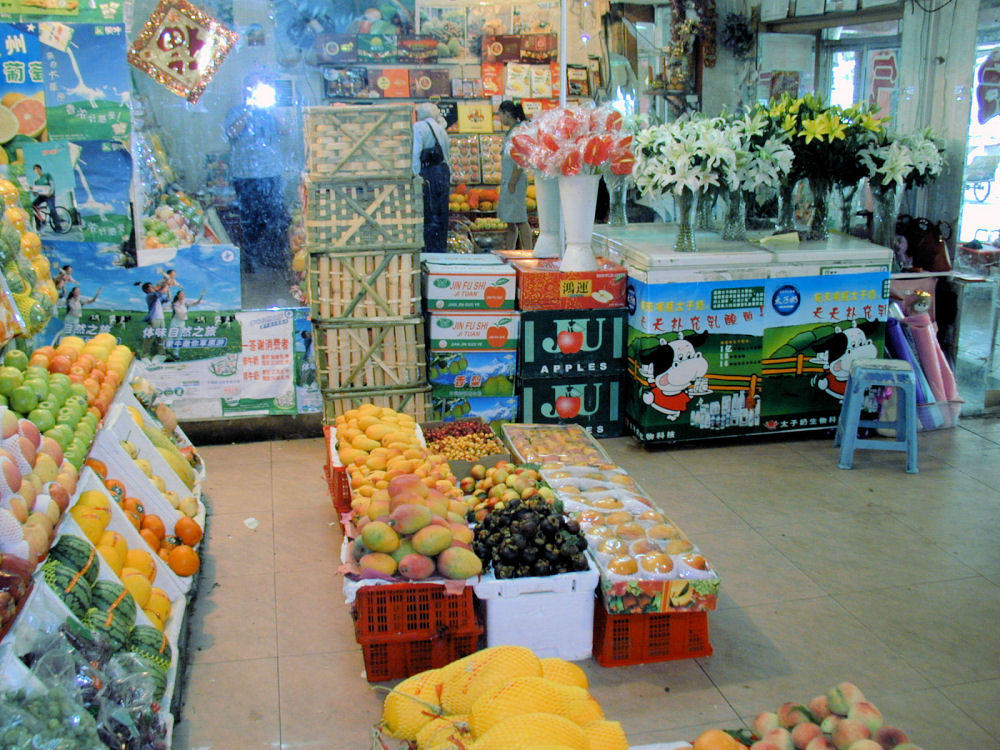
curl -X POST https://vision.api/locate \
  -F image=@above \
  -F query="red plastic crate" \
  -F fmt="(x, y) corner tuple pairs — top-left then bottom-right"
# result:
(592, 598), (712, 667)
(353, 583), (478, 640)
(323, 425), (352, 515)
(358, 625), (483, 682)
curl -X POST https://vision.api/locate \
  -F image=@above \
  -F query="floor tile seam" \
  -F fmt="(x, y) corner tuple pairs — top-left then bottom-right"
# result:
(818, 572), (987, 601)
(926, 685), (1000, 742)
(693, 657), (750, 729)
(711, 591), (832, 611)
(885, 512), (999, 570)
(936, 676), (1000, 690)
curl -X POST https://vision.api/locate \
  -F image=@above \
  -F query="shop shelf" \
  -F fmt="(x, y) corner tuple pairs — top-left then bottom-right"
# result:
(353, 582), (478, 641)
(303, 104), (413, 180)
(308, 247), (421, 323)
(358, 626), (482, 683)
(304, 178), (423, 251)
(591, 599), (712, 667)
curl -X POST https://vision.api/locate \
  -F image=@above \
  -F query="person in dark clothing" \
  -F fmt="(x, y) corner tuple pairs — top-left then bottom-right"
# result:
(411, 102), (451, 253)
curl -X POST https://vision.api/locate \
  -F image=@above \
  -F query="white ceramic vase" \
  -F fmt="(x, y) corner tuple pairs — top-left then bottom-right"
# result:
(558, 174), (600, 272)
(533, 176), (561, 258)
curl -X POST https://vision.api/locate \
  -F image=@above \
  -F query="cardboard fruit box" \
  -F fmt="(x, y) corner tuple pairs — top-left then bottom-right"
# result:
(518, 374), (624, 438)
(512, 258), (627, 311)
(428, 350), (516, 397)
(425, 311), (520, 350)
(519, 307), (628, 379)
(423, 261), (516, 311)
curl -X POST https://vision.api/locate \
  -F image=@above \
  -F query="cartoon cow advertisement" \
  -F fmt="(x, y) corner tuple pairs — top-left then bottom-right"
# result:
(808, 322), (879, 400)
(637, 331), (712, 421)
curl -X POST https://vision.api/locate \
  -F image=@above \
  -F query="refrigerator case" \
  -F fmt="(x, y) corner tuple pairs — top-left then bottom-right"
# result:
(614, 230), (893, 443)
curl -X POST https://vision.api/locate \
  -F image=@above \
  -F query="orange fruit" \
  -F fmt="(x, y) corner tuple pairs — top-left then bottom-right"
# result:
(168, 545), (200, 577)
(85, 458), (107, 479)
(141, 514), (166, 540)
(124, 508), (142, 530)
(174, 517), (202, 546)
(122, 496), (145, 520)
(140, 528), (161, 551)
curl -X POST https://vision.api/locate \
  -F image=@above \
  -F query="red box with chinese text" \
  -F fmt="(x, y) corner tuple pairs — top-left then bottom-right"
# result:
(512, 257), (627, 311)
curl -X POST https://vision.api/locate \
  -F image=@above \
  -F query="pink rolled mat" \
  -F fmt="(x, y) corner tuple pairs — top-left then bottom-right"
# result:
(902, 312), (961, 403)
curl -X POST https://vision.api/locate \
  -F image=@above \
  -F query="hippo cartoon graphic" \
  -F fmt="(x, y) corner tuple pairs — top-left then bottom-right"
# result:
(638, 331), (712, 421)
(809, 322), (879, 400)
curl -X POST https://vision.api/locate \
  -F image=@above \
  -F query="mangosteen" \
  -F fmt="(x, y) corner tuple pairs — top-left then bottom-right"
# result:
(521, 545), (538, 564)
(571, 553), (588, 570)
(565, 520), (580, 535)
(532, 560), (552, 576)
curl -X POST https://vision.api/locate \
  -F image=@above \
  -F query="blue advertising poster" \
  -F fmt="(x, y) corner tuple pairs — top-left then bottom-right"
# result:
(293, 309), (320, 413)
(16, 138), (77, 237)
(626, 277), (765, 443)
(760, 271), (890, 429)
(41, 24), (130, 141)
(0, 24), (46, 155)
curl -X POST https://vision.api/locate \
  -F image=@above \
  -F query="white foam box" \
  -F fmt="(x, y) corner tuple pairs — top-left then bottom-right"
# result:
(472, 553), (600, 660)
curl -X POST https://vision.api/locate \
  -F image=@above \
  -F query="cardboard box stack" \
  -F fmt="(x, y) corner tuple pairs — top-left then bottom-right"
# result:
(303, 104), (430, 421)
(421, 254), (520, 425)
(508, 255), (630, 437)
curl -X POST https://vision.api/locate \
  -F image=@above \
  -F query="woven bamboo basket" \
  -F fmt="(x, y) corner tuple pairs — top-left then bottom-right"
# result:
(304, 105), (413, 179)
(304, 178), (423, 250)
(313, 318), (426, 393)
(308, 248), (420, 322)
(322, 386), (430, 424)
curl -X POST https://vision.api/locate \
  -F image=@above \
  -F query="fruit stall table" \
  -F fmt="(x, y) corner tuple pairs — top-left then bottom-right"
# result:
(590, 225), (894, 445)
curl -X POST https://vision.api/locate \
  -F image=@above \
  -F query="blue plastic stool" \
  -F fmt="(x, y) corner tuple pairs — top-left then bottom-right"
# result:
(834, 358), (919, 473)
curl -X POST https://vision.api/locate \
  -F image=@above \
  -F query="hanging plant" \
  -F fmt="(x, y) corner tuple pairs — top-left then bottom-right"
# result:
(720, 13), (755, 59)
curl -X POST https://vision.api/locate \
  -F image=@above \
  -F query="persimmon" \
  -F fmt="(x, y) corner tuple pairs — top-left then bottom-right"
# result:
(124, 508), (142, 530)
(140, 528), (161, 551)
(122, 496), (145, 520)
(168, 545), (200, 577)
(104, 478), (126, 503)
(174, 517), (203, 546)
(85, 459), (108, 479)
(141, 514), (166, 540)
(157, 548), (171, 563)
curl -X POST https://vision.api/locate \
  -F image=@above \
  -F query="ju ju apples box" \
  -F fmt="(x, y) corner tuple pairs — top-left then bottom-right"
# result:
(422, 261), (516, 311)
(519, 308), (627, 379)
(512, 257), (627, 311)
(518, 373), (624, 438)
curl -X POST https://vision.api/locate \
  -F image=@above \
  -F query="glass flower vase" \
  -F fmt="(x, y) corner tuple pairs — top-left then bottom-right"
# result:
(775, 180), (797, 234)
(674, 188), (697, 252)
(721, 190), (749, 241)
(807, 177), (832, 241)
(606, 174), (629, 227)
(871, 182), (902, 248)
(839, 181), (860, 234)
(695, 187), (719, 231)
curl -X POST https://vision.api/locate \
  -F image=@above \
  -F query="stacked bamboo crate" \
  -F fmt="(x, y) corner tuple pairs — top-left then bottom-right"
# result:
(303, 104), (430, 421)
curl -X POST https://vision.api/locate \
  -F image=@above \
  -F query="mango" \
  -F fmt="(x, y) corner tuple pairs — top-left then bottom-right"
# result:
(449, 523), (474, 545)
(412, 525), (452, 556)
(436, 546), (482, 580)
(397, 552), (435, 580)
(389, 537), (415, 564)
(359, 552), (398, 577)
(361, 520), (400, 553)
(389, 503), (433, 534)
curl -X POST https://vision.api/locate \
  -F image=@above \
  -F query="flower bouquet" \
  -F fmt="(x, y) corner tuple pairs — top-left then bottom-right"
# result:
(859, 128), (944, 247)
(766, 93), (885, 239)
(507, 103), (635, 270)
(632, 114), (738, 251)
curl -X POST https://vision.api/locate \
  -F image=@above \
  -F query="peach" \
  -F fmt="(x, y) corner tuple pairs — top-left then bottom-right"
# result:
(763, 727), (793, 750)
(805, 739), (837, 750)
(872, 726), (909, 750)
(827, 683), (866, 716)
(846, 741), (882, 750)
(753, 712), (781, 738)
(778, 702), (816, 728)
(791, 722), (823, 750)
(832, 718), (870, 750)
(808, 695), (832, 721)
(821, 715), (842, 735)
(890, 744), (923, 750)
(751, 743), (783, 750)
(847, 702), (883, 734)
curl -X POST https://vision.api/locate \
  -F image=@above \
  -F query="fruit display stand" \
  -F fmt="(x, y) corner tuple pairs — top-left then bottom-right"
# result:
(0, 336), (208, 748)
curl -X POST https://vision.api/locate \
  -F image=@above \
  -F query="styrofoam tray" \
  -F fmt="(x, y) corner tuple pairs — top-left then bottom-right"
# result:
(473, 552), (600, 599)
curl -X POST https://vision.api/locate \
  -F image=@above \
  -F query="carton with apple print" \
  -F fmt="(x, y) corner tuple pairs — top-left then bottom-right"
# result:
(422, 262), (516, 311)
(517, 373), (624, 438)
(518, 308), (628, 379)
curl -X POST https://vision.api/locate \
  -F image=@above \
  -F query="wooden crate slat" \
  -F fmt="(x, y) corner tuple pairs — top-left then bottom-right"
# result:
(322, 387), (430, 424)
(313, 319), (426, 392)
(304, 105), (413, 179)
(307, 248), (421, 323)
(304, 179), (423, 250)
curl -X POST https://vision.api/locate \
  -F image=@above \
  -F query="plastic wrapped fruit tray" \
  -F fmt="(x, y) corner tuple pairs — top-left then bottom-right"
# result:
(501, 423), (611, 466)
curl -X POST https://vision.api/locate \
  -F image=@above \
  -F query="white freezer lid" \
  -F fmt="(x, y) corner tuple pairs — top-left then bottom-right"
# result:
(593, 224), (775, 270)
(758, 233), (894, 266)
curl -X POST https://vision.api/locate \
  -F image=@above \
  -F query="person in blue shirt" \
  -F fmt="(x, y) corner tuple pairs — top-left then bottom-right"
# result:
(225, 73), (290, 289)
(411, 102), (451, 253)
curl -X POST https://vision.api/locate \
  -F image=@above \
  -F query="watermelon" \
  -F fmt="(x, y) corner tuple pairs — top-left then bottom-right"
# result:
(81, 606), (131, 652)
(128, 624), (172, 670)
(133, 653), (168, 701)
(47, 535), (99, 586)
(91, 579), (137, 627)
(42, 559), (91, 618)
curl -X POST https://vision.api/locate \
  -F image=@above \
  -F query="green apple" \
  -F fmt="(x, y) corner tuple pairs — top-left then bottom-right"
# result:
(49, 373), (71, 389)
(45, 425), (73, 451)
(27, 408), (56, 433)
(0, 366), (23, 396)
(3, 349), (28, 371)
(56, 407), (77, 427)
(9, 385), (38, 414)
(25, 366), (49, 381)
(23, 377), (49, 402)
(64, 447), (85, 470)
(0, 395), (7, 408)
(81, 412), (98, 430)
(46, 380), (71, 405)
(69, 384), (88, 401)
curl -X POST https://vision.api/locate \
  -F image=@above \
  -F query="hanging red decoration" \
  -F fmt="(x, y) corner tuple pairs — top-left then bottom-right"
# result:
(127, 0), (238, 103)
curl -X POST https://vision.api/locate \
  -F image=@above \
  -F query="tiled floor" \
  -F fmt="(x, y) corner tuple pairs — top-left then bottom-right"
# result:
(170, 418), (1000, 750)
